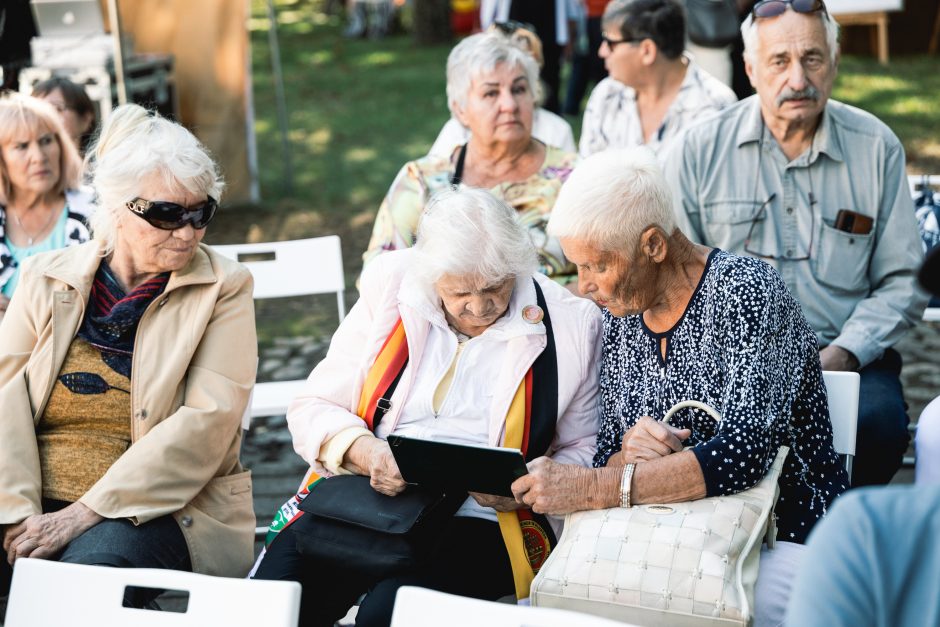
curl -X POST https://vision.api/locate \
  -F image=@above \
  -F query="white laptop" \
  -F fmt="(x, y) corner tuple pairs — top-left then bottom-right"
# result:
(30, 0), (106, 38)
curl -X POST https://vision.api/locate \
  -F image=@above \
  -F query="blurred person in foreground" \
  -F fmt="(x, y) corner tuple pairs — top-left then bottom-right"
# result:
(0, 104), (258, 603)
(0, 93), (94, 320)
(785, 246), (940, 627)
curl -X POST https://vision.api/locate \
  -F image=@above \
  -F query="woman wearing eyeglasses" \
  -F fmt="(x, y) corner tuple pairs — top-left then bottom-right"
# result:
(579, 0), (736, 158)
(0, 94), (95, 321)
(364, 31), (579, 287)
(0, 104), (258, 602)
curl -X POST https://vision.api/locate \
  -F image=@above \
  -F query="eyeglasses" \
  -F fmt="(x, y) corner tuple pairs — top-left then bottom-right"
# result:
(492, 20), (537, 36)
(125, 196), (218, 230)
(601, 35), (645, 49)
(752, 0), (828, 19)
(744, 192), (817, 261)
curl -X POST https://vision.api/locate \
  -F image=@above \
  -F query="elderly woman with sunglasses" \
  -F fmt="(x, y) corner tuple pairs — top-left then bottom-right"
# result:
(0, 104), (257, 601)
(510, 149), (848, 626)
(363, 31), (579, 286)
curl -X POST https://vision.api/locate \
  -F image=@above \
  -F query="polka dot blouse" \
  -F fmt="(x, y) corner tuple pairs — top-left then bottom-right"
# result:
(595, 249), (849, 544)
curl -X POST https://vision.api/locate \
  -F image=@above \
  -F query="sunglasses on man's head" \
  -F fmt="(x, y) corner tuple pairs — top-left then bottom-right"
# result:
(492, 20), (537, 36)
(752, 0), (828, 19)
(125, 196), (218, 230)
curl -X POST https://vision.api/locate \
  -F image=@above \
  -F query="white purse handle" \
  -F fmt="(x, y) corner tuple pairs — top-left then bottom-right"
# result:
(661, 400), (722, 425)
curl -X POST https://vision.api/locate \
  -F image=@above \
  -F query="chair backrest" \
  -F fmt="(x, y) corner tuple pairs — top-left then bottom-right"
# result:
(822, 370), (860, 479)
(5, 558), (301, 627)
(390, 586), (636, 627)
(212, 236), (346, 319)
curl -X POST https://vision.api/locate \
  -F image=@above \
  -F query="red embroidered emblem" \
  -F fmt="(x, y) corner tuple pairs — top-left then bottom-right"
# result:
(520, 519), (551, 572)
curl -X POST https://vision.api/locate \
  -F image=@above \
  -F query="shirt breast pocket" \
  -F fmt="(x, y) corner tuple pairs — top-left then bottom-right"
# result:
(702, 200), (763, 251)
(812, 221), (875, 292)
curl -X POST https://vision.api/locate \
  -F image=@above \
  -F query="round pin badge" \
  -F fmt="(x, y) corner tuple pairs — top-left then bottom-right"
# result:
(522, 305), (544, 324)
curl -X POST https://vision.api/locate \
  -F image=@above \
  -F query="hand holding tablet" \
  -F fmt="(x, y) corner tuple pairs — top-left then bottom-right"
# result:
(387, 435), (529, 498)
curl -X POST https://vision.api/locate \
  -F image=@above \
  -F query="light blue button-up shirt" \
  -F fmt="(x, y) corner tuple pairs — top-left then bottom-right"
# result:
(664, 95), (928, 367)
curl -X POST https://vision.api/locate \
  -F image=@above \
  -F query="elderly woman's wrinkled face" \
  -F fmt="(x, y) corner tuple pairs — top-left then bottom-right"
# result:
(1, 125), (61, 198)
(436, 274), (515, 337)
(456, 62), (535, 147)
(562, 238), (652, 317)
(114, 175), (207, 275)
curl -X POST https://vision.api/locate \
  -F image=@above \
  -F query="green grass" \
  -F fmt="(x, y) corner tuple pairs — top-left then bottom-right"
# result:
(833, 55), (940, 174)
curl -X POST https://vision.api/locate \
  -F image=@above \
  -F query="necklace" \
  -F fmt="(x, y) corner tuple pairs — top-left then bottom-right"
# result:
(10, 206), (59, 247)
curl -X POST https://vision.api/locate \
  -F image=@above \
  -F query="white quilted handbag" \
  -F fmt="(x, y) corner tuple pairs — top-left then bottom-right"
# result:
(530, 401), (789, 627)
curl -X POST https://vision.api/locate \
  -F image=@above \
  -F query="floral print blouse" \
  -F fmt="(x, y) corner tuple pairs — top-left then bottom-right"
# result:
(363, 145), (578, 282)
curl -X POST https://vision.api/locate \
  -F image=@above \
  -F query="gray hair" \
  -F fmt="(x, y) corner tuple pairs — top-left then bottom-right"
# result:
(547, 148), (676, 255)
(412, 187), (538, 286)
(741, 8), (839, 65)
(445, 32), (542, 117)
(85, 104), (224, 254)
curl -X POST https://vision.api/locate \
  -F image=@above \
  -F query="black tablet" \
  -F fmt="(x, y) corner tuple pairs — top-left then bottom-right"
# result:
(387, 434), (528, 498)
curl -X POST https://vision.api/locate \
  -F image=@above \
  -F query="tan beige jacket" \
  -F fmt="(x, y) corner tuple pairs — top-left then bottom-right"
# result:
(0, 241), (258, 577)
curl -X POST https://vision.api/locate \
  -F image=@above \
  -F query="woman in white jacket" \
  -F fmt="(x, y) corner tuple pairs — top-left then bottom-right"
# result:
(253, 187), (602, 627)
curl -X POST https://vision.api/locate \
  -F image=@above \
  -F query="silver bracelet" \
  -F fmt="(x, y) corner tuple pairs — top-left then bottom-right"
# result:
(620, 463), (636, 509)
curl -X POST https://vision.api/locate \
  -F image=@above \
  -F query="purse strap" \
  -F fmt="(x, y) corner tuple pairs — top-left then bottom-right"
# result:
(662, 400), (721, 425)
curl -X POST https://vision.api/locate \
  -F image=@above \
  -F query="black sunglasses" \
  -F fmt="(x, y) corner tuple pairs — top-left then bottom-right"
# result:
(601, 34), (645, 49)
(492, 20), (537, 36)
(125, 196), (218, 230)
(752, 0), (828, 19)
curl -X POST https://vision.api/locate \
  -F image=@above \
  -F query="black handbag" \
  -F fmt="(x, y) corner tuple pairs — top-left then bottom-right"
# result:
(293, 474), (463, 579)
(685, 0), (740, 48)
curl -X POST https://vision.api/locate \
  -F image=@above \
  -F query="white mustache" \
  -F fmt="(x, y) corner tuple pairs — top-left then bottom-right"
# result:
(776, 85), (820, 106)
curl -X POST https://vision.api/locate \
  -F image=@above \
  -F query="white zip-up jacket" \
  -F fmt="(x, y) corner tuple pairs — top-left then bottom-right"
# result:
(286, 249), (602, 478)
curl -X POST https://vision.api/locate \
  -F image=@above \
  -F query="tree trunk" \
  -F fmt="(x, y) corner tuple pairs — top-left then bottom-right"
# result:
(412, 0), (452, 46)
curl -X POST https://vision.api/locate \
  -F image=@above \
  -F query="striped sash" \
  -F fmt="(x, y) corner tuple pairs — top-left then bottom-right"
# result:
(264, 281), (558, 601)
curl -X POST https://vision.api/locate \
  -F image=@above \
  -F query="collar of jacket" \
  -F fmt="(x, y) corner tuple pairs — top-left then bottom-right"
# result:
(41, 240), (220, 296)
(396, 268), (547, 343)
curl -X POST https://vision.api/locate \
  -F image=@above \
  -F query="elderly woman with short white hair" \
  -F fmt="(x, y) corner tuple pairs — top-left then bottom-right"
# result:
(510, 148), (848, 626)
(0, 105), (258, 603)
(254, 187), (601, 627)
(363, 31), (579, 285)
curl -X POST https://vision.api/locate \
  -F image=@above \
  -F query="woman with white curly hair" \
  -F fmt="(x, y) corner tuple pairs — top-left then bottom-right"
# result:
(363, 31), (579, 286)
(255, 187), (601, 627)
(0, 105), (258, 603)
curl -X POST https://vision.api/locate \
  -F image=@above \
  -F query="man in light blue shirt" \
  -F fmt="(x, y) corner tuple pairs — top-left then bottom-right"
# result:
(663, 0), (928, 486)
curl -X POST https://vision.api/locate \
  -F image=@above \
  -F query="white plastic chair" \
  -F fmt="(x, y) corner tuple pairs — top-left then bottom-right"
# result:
(212, 236), (346, 428)
(822, 370), (861, 480)
(390, 586), (636, 627)
(5, 558), (301, 627)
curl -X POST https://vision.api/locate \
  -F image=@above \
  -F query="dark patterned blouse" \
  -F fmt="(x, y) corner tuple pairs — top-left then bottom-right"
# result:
(595, 249), (848, 544)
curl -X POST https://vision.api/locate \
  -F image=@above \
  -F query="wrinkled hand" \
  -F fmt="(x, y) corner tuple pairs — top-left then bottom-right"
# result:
(819, 345), (859, 372)
(364, 439), (407, 496)
(511, 457), (603, 516)
(4, 503), (103, 565)
(616, 416), (691, 464)
(469, 492), (524, 512)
